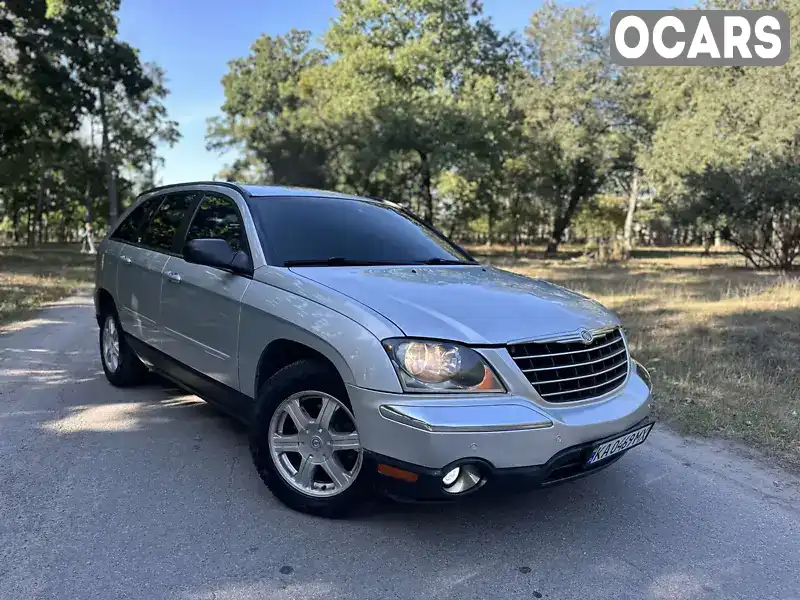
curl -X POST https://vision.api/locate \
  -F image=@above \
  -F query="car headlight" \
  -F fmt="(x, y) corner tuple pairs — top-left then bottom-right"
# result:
(382, 338), (505, 393)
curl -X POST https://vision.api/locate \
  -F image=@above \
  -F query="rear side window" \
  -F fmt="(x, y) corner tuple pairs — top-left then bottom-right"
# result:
(140, 193), (198, 252)
(111, 196), (162, 244)
(185, 194), (246, 253)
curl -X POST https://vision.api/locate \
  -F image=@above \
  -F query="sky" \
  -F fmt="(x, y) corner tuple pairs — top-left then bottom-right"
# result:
(117, 0), (691, 185)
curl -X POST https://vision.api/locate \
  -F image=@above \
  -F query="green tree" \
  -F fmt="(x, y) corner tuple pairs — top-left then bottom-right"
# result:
(521, 1), (614, 255)
(642, 0), (800, 263)
(93, 62), (180, 211)
(1, 0), (178, 240)
(207, 30), (329, 186)
(608, 67), (660, 257)
(323, 0), (512, 223)
(686, 157), (800, 270)
(209, 1), (514, 225)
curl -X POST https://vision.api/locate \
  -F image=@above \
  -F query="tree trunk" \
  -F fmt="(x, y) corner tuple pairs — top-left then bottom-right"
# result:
(100, 88), (118, 227)
(11, 208), (19, 243)
(512, 225), (519, 258)
(546, 190), (582, 255)
(623, 169), (639, 257)
(487, 202), (495, 247)
(31, 170), (46, 246)
(58, 212), (67, 243)
(149, 152), (156, 189)
(27, 209), (34, 246)
(511, 196), (520, 259)
(34, 194), (43, 246)
(702, 227), (714, 255)
(38, 176), (48, 245)
(417, 150), (433, 224)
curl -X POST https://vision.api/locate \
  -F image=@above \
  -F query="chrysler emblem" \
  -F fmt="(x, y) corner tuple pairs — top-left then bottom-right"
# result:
(579, 329), (594, 344)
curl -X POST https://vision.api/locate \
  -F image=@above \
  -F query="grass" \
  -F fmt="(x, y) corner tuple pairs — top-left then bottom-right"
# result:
(2, 243), (798, 469)
(0, 245), (95, 327)
(474, 245), (800, 470)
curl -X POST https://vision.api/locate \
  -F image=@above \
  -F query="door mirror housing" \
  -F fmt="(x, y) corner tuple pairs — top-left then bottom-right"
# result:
(184, 238), (252, 275)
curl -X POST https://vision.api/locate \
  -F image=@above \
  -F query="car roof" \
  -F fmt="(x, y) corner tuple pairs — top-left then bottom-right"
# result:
(138, 181), (375, 203)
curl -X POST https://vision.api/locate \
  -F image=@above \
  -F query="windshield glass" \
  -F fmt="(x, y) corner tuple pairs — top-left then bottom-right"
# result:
(247, 195), (475, 266)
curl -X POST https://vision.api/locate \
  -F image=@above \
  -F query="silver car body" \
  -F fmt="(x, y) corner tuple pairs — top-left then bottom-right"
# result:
(96, 183), (651, 473)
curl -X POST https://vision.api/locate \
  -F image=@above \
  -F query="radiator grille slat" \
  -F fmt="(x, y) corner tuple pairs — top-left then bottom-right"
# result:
(508, 328), (629, 403)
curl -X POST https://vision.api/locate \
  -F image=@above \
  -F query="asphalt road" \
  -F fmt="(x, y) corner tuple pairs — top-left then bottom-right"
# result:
(1, 296), (799, 600)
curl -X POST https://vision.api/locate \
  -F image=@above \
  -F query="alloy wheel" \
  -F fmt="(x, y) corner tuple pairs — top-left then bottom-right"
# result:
(268, 391), (362, 498)
(102, 316), (120, 373)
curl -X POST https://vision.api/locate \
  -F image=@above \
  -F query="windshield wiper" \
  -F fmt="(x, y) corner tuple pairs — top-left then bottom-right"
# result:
(284, 257), (414, 267)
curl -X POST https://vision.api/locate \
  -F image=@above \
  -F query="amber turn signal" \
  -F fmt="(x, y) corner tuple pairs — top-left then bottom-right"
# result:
(377, 463), (419, 483)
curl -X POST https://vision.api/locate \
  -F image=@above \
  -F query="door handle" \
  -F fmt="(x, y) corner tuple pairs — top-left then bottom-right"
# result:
(165, 271), (182, 284)
(120, 255), (132, 264)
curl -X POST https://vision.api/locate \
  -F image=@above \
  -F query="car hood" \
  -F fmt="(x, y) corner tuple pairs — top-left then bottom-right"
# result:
(289, 265), (619, 345)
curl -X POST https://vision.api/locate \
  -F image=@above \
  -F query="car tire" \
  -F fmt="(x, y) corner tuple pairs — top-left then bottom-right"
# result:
(249, 359), (370, 518)
(99, 306), (148, 387)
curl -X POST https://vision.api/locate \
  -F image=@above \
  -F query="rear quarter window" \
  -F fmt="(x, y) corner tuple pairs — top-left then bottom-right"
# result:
(111, 196), (163, 244)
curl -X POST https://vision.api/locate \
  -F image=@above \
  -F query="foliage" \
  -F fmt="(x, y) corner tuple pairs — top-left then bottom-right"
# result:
(208, 0), (516, 224)
(572, 195), (627, 262)
(4, 0), (800, 271)
(206, 29), (329, 187)
(0, 0), (178, 242)
(637, 0), (800, 268)
(685, 157), (800, 270)
(519, 1), (614, 254)
(573, 195), (626, 241)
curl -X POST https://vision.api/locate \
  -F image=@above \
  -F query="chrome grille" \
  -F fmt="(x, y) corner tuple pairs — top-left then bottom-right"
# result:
(508, 328), (629, 403)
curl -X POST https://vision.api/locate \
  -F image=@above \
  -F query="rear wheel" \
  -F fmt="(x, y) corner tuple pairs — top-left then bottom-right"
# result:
(249, 360), (369, 517)
(99, 308), (147, 387)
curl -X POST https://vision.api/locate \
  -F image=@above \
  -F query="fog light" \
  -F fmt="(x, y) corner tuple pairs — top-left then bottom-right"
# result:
(442, 464), (482, 494)
(442, 467), (460, 487)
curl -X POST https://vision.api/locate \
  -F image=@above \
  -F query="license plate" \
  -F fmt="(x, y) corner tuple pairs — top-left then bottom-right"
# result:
(586, 423), (654, 466)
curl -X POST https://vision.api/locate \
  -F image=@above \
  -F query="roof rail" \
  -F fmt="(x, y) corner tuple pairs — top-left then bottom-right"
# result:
(138, 181), (250, 198)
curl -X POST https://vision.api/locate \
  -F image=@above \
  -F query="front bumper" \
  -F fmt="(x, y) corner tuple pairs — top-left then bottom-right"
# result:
(346, 364), (652, 472)
(366, 417), (652, 501)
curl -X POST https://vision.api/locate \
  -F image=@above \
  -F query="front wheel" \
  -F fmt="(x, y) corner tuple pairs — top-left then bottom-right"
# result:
(249, 360), (369, 517)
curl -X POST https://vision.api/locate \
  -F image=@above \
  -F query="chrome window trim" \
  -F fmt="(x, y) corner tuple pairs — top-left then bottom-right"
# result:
(131, 184), (268, 270)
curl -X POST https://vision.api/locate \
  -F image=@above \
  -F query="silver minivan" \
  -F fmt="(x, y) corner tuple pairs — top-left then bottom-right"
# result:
(95, 182), (654, 517)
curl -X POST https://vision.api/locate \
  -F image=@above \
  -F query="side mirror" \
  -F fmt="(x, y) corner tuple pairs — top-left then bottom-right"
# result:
(184, 238), (251, 275)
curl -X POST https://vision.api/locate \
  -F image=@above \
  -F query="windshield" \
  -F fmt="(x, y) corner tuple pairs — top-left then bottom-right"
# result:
(247, 195), (475, 266)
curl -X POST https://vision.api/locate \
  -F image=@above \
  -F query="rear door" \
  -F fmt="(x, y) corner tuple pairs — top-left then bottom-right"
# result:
(116, 192), (199, 347)
(158, 192), (252, 390)
(111, 195), (164, 342)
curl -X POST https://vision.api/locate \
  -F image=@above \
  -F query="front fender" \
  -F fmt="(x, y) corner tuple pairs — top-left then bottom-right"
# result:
(238, 278), (403, 397)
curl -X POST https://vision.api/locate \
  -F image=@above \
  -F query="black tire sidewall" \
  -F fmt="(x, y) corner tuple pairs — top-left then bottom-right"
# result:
(249, 359), (370, 518)
(99, 307), (145, 387)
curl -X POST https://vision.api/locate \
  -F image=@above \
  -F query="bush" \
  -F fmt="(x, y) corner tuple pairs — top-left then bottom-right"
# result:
(573, 195), (627, 262)
(685, 158), (800, 270)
